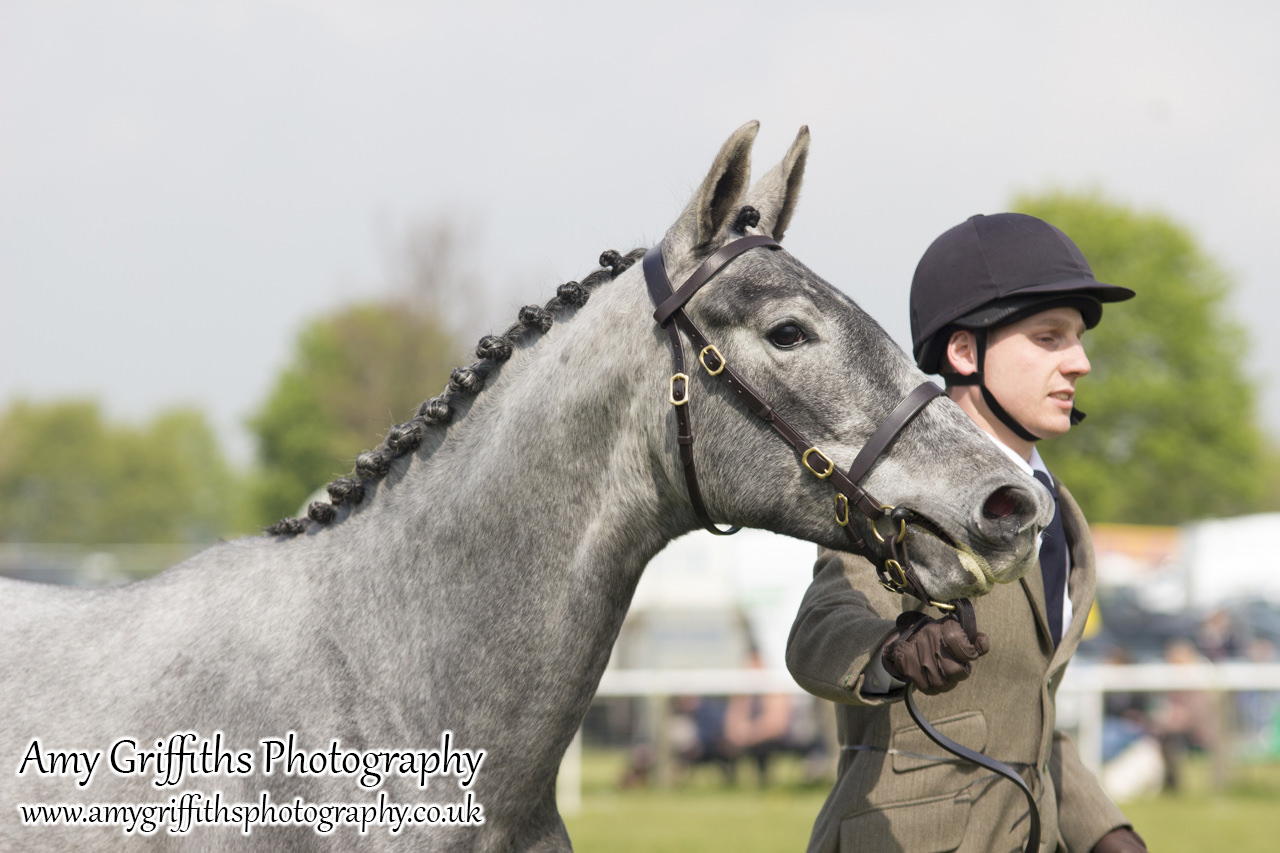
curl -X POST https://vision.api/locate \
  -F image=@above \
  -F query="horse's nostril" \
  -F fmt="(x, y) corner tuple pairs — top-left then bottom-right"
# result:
(983, 486), (1020, 519)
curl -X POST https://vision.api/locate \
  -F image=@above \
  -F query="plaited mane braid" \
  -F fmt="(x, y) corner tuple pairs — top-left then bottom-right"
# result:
(264, 248), (644, 538)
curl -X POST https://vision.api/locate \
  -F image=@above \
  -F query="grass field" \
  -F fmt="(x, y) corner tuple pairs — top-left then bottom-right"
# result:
(561, 748), (1280, 852)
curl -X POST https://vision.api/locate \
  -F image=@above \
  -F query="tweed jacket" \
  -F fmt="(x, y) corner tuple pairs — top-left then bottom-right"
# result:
(786, 483), (1131, 853)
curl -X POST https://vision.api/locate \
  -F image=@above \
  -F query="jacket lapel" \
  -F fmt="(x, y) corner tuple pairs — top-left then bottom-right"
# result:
(1020, 545), (1054, 652)
(1021, 467), (1053, 649)
(1055, 483), (1097, 657)
(1022, 476), (1096, 660)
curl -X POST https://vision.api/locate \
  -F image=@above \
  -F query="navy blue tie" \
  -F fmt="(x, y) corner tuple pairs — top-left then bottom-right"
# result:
(1033, 470), (1067, 647)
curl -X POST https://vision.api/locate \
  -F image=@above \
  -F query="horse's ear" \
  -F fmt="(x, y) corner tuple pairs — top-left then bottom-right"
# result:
(668, 121), (758, 251)
(742, 125), (809, 242)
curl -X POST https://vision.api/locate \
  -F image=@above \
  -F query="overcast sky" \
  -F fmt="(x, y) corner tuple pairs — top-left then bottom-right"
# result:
(3, 1), (1277, 464)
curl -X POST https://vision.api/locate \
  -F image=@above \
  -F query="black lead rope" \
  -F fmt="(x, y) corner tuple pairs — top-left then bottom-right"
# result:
(905, 686), (1041, 853)
(901, 603), (1042, 853)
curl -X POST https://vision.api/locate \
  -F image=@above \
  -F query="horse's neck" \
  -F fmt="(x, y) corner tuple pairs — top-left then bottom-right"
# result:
(305, 269), (684, 726)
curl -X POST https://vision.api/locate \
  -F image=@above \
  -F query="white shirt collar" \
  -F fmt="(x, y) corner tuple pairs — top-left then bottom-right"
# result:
(984, 432), (1051, 480)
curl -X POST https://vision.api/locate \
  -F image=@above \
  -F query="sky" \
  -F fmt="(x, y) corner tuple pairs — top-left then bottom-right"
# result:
(3, 1), (1278, 465)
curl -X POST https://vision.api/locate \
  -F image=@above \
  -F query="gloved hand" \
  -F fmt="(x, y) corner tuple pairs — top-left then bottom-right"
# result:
(881, 611), (990, 694)
(1091, 827), (1147, 852)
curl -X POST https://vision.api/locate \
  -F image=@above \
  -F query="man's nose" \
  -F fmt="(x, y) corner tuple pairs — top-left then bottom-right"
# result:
(1065, 341), (1091, 378)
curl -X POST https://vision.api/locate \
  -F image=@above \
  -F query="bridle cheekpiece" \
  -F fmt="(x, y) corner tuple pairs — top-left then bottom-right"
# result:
(643, 235), (949, 609)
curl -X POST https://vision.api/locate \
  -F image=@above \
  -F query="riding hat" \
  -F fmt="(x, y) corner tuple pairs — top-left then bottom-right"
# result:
(909, 212), (1134, 439)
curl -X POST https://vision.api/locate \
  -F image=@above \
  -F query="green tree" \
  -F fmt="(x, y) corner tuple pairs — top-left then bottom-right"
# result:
(248, 218), (485, 526)
(247, 301), (460, 523)
(0, 400), (241, 543)
(1015, 190), (1280, 524)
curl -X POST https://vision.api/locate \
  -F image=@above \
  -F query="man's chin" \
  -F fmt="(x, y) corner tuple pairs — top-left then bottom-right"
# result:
(1034, 414), (1074, 439)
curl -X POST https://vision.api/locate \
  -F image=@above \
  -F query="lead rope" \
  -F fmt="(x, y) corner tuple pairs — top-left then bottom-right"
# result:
(902, 603), (1042, 853)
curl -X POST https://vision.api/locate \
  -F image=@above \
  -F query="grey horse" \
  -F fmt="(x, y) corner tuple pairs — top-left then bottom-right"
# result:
(0, 123), (1052, 851)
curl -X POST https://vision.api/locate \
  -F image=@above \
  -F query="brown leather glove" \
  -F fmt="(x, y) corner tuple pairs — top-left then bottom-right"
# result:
(881, 611), (991, 694)
(1091, 827), (1147, 852)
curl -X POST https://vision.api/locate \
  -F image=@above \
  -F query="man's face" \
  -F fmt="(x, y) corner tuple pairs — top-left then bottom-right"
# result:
(982, 306), (1091, 440)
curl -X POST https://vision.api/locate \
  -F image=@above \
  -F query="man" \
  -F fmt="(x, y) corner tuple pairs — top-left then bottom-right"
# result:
(786, 213), (1146, 852)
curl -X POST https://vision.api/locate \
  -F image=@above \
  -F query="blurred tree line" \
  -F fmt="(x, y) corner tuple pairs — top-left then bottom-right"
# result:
(0, 401), (242, 543)
(2, 197), (1278, 546)
(0, 219), (477, 544)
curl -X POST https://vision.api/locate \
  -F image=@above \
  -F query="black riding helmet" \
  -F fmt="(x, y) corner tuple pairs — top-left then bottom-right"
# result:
(909, 213), (1134, 440)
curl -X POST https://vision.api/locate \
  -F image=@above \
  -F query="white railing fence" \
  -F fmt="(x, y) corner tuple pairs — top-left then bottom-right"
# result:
(557, 662), (1280, 814)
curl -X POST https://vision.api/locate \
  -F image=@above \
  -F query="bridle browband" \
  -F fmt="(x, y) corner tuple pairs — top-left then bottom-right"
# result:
(643, 235), (949, 607)
(644, 235), (1043, 853)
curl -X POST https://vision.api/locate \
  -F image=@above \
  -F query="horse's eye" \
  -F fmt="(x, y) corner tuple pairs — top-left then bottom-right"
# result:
(768, 323), (807, 348)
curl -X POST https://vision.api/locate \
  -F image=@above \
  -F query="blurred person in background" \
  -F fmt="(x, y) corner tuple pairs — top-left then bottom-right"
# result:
(1196, 608), (1244, 662)
(723, 647), (795, 785)
(1101, 646), (1155, 763)
(722, 647), (830, 786)
(1154, 638), (1215, 792)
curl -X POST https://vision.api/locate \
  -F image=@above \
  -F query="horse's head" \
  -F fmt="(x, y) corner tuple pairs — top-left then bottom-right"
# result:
(651, 122), (1054, 602)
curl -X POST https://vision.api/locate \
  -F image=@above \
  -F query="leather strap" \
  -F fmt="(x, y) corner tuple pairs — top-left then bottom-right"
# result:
(905, 685), (1041, 853)
(845, 382), (942, 484)
(652, 234), (780, 327)
(645, 240), (778, 535)
(895, 607), (1039, 853)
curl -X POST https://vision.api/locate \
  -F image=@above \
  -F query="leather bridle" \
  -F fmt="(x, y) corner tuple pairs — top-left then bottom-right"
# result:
(644, 234), (1042, 853)
(644, 234), (950, 607)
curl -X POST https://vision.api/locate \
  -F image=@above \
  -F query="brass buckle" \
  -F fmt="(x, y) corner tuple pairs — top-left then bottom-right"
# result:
(871, 504), (907, 545)
(698, 345), (725, 376)
(884, 558), (907, 589)
(668, 373), (689, 406)
(802, 447), (833, 479)
(834, 493), (849, 526)
(930, 599), (957, 612)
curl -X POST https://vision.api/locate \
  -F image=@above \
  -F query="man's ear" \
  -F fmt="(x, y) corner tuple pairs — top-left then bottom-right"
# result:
(946, 329), (980, 377)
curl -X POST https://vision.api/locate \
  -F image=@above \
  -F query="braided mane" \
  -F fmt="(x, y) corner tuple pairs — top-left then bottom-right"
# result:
(264, 247), (646, 537)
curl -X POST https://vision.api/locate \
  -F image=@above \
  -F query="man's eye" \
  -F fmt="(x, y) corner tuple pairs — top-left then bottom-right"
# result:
(768, 323), (807, 348)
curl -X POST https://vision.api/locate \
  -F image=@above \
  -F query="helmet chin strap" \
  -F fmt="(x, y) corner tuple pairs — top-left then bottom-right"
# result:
(943, 329), (1085, 443)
